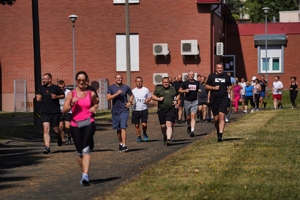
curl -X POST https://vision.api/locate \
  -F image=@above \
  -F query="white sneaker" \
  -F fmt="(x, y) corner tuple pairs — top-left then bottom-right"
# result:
(251, 109), (254, 113)
(225, 117), (229, 123)
(243, 110), (247, 113)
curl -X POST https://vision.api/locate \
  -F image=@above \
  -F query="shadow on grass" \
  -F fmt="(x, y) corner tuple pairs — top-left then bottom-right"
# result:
(223, 137), (243, 141)
(170, 141), (192, 146)
(195, 133), (208, 137)
(126, 148), (144, 152)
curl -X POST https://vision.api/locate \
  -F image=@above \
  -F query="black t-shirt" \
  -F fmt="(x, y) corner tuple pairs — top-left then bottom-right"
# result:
(181, 79), (199, 101)
(37, 84), (64, 114)
(86, 85), (98, 97)
(172, 80), (184, 99)
(206, 72), (231, 102)
(258, 80), (267, 92)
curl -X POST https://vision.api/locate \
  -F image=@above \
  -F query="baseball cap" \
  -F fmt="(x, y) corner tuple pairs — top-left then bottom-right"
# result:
(251, 76), (257, 81)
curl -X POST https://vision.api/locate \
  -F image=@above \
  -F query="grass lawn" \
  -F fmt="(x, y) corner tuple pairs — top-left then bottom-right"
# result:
(103, 91), (300, 200)
(1, 90), (299, 199)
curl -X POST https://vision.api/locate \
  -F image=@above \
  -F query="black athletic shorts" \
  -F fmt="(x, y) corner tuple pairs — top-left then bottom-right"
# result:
(41, 113), (60, 127)
(60, 113), (72, 122)
(210, 96), (230, 116)
(131, 109), (149, 124)
(157, 107), (177, 125)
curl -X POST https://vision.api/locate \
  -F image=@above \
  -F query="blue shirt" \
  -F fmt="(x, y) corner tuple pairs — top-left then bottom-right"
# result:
(245, 85), (253, 97)
(107, 84), (133, 114)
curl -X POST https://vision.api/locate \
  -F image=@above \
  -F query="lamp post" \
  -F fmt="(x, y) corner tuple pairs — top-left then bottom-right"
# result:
(262, 7), (270, 93)
(69, 14), (78, 89)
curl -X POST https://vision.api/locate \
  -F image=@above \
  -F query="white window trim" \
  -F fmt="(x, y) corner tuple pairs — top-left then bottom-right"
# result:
(116, 34), (139, 72)
(258, 45), (284, 74)
(113, 0), (139, 4)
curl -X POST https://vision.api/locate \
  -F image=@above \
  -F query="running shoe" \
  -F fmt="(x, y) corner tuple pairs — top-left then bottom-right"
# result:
(122, 146), (129, 152)
(43, 147), (51, 154)
(217, 133), (223, 142)
(166, 140), (172, 146)
(119, 144), (122, 152)
(136, 136), (142, 143)
(57, 137), (63, 146)
(143, 133), (149, 141)
(80, 175), (90, 186)
(163, 137), (167, 145)
(190, 131), (195, 137)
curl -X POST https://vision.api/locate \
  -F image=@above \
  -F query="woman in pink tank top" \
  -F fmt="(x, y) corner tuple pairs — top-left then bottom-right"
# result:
(63, 71), (99, 186)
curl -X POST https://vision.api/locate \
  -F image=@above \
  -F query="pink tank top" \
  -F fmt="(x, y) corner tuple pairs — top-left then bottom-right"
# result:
(70, 89), (94, 127)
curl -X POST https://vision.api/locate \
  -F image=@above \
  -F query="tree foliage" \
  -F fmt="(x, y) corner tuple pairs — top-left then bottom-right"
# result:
(0, 0), (15, 6)
(244, 0), (299, 22)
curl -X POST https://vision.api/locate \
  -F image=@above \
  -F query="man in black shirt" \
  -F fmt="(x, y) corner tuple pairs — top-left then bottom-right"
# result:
(179, 71), (199, 137)
(36, 73), (65, 154)
(206, 63), (232, 142)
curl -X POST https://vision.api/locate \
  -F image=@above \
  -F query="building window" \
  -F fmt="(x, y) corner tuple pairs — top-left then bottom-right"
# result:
(116, 34), (139, 72)
(113, 0), (139, 4)
(259, 46), (283, 73)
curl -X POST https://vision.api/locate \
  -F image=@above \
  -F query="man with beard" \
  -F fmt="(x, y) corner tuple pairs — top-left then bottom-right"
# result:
(36, 73), (65, 154)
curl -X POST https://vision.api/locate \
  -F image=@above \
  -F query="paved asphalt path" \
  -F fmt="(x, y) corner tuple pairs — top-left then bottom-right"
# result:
(0, 112), (242, 200)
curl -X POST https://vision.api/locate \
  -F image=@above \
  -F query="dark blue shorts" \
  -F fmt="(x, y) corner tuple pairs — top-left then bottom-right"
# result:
(260, 92), (265, 98)
(112, 112), (129, 130)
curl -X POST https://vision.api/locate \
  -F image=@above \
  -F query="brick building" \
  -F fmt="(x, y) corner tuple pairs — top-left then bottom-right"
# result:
(0, 0), (299, 111)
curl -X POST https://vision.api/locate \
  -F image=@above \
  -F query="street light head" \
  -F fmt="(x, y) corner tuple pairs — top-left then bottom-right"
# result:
(262, 7), (270, 14)
(69, 14), (78, 23)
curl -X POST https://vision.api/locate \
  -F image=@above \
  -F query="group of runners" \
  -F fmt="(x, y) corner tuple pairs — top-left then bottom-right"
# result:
(35, 62), (297, 186)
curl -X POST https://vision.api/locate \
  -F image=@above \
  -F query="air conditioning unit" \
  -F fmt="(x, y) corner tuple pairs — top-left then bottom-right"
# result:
(153, 43), (169, 56)
(153, 73), (169, 85)
(216, 42), (224, 56)
(181, 40), (199, 55)
(182, 72), (198, 81)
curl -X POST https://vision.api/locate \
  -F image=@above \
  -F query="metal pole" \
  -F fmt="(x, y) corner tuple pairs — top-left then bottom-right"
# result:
(265, 14), (268, 93)
(72, 24), (76, 88)
(125, 0), (131, 88)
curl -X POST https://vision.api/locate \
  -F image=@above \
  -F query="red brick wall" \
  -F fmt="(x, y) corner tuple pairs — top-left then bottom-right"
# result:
(226, 22), (300, 87)
(0, 1), (214, 111)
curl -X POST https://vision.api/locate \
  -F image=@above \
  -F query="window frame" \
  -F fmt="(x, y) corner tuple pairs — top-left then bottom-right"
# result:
(116, 33), (139, 72)
(258, 45), (284, 74)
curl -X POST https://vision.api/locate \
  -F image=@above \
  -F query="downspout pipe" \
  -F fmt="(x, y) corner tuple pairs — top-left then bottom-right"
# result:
(210, 4), (220, 73)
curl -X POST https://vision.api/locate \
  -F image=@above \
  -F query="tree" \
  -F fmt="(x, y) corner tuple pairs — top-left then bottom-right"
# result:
(244, 0), (299, 22)
(226, 0), (244, 20)
(0, 0), (15, 6)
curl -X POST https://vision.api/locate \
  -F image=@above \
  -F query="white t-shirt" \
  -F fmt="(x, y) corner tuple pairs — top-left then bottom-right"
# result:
(240, 82), (246, 95)
(272, 81), (283, 94)
(132, 86), (151, 111)
(59, 88), (72, 113)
